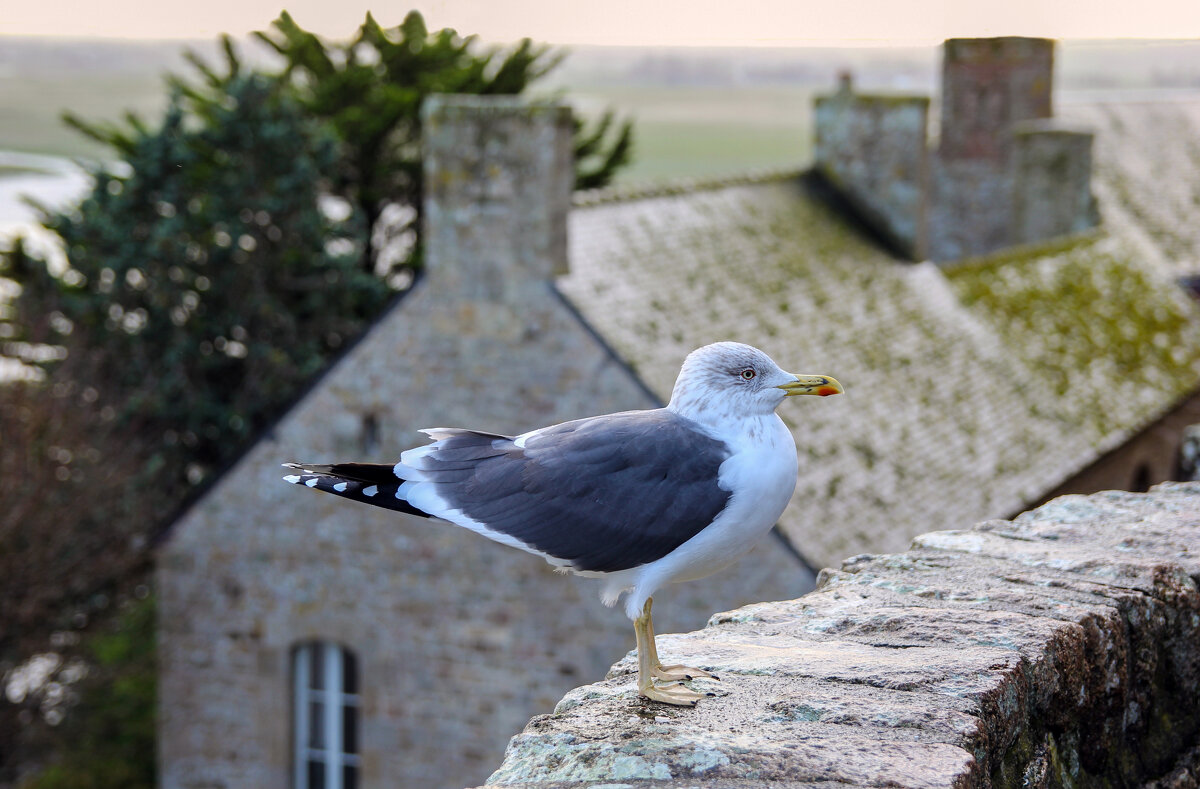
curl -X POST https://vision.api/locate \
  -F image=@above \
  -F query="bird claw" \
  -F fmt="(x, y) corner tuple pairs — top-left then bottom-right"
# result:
(652, 663), (719, 682)
(639, 681), (706, 707)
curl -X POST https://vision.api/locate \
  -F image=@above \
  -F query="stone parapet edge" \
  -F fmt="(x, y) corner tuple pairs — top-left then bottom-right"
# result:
(478, 482), (1200, 788)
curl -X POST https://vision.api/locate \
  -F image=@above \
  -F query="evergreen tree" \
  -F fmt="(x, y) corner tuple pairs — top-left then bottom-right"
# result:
(251, 10), (632, 274)
(0, 73), (388, 787)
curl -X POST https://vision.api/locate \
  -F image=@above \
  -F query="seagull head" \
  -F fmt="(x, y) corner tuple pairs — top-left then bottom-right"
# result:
(667, 342), (843, 423)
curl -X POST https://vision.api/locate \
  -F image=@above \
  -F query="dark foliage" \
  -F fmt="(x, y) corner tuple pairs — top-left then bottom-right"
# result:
(21, 598), (156, 789)
(252, 10), (632, 273)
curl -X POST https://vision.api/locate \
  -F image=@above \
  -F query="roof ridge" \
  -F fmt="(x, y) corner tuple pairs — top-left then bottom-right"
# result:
(572, 166), (806, 208)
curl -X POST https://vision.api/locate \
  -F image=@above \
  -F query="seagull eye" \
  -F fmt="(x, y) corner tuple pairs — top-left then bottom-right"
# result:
(740, 369), (756, 381)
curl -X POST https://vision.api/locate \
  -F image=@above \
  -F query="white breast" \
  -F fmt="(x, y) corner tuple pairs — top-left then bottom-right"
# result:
(616, 413), (798, 618)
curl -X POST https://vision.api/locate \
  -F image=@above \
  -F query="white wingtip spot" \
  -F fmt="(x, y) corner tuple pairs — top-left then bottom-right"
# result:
(333, 482), (348, 492)
(363, 485), (378, 497)
(283, 475), (301, 484)
(305, 478), (319, 488)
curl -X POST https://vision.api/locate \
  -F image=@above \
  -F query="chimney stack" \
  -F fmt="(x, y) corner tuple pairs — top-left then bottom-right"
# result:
(421, 95), (574, 300)
(938, 37), (1054, 163)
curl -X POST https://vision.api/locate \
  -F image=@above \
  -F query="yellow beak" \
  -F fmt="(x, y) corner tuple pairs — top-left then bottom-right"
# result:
(777, 375), (844, 397)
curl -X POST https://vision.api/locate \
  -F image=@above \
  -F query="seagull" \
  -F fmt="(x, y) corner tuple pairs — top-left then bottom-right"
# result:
(283, 342), (842, 706)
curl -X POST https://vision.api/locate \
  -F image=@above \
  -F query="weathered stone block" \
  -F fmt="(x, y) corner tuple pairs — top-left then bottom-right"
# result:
(481, 484), (1200, 788)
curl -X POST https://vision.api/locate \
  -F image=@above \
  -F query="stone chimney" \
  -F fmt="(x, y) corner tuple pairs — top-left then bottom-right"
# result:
(1009, 121), (1097, 244)
(421, 95), (574, 301)
(938, 37), (1054, 163)
(928, 37), (1097, 261)
(814, 38), (1097, 263)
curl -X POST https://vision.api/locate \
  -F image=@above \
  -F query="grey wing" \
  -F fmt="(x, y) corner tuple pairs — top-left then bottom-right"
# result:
(408, 410), (733, 573)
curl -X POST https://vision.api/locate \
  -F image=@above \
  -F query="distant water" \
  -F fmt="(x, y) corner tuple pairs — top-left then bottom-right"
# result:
(0, 151), (87, 379)
(0, 150), (91, 224)
(0, 150), (91, 271)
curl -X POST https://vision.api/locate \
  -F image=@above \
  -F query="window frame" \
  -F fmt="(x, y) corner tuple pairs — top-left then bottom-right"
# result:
(292, 641), (360, 789)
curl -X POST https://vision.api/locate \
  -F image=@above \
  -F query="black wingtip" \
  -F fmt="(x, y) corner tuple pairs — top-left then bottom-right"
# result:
(279, 469), (432, 519)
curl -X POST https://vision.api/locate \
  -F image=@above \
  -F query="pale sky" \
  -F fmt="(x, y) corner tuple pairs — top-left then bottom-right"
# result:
(2, 0), (1200, 44)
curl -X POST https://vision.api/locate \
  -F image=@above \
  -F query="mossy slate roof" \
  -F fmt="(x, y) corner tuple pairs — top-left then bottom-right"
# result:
(1060, 99), (1200, 278)
(560, 99), (1200, 569)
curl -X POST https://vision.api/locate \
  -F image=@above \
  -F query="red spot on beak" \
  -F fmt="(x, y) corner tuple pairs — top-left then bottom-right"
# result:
(817, 386), (839, 397)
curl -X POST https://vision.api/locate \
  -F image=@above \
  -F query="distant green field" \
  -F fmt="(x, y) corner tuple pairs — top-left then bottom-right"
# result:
(563, 85), (815, 183)
(1, 67), (815, 182)
(5, 36), (1200, 184)
(0, 72), (168, 160)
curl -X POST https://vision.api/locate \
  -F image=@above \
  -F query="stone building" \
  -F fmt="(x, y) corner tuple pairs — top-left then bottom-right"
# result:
(158, 45), (1200, 789)
(816, 37), (1099, 261)
(156, 97), (813, 789)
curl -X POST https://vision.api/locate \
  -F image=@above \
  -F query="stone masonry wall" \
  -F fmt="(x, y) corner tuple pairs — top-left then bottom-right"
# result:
(927, 38), (1077, 263)
(481, 483), (1200, 788)
(814, 86), (929, 258)
(927, 157), (1015, 262)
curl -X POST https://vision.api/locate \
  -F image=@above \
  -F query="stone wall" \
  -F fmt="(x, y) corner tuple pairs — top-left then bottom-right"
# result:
(939, 37), (1054, 163)
(927, 157), (1015, 262)
(481, 483), (1200, 788)
(814, 84), (929, 258)
(927, 37), (1093, 262)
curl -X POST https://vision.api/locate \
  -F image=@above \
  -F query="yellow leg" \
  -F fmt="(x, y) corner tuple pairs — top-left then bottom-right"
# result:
(644, 599), (720, 683)
(634, 598), (713, 706)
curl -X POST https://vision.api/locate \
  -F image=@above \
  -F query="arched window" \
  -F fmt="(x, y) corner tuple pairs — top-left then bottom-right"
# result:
(293, 642), (359, 789)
